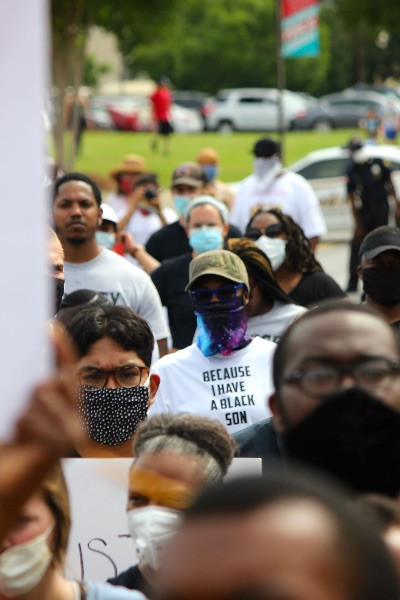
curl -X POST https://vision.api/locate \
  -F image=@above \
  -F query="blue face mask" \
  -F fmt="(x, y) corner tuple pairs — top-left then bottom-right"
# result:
(96, 231), (116, 250)
(173, 195), (191, 217)
(202, 164), (218, 182)
(189, 227), (223, 254)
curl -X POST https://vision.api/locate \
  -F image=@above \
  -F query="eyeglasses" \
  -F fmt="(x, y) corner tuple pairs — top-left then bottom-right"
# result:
(282, 358), (400, 397)
(245, 223), (283, 241)
(79, 364), (149, 390)
(190, 283), (246, 306)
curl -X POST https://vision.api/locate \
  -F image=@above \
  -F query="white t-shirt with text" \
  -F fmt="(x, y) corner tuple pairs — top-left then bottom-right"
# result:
(64, 249), (169, 340)
(231, 170), (326, 239)
(149, 337), (276, 433)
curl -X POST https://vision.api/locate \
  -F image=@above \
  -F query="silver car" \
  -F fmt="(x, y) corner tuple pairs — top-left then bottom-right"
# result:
(206, 88), (310, 132)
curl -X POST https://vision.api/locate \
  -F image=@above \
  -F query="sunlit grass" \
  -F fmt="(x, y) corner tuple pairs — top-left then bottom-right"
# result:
(74, 128), (360, 188)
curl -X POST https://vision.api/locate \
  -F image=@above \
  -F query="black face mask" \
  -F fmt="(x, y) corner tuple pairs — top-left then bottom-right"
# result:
(282, 387), (400, 497)
(50, 276), (65, 316)
(77, 385), (149, 446)
(362, 266), (400, 307)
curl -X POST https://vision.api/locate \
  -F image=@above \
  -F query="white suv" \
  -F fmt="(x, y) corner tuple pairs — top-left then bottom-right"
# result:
(206, 88), (309, 132)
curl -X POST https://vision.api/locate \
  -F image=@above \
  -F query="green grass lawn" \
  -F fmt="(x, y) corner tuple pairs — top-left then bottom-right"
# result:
(75, 129), (360, 188)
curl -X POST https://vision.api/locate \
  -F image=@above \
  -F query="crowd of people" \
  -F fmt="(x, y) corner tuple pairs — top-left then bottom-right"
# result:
(2, 135), (400, 599)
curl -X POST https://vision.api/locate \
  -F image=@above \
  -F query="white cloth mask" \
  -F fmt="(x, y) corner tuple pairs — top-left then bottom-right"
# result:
(255, 235), (287, 271)
(253, 155), (280, 180)
(0, 523), (54, 597)
(127, 506), (182, 571)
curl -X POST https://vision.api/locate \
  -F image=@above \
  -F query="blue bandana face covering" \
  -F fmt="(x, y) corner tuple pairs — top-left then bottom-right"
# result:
(195, 298), (251, 357)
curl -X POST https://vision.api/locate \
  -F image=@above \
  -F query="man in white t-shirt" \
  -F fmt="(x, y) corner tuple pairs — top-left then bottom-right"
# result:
(149, 249), (276, 433)
(231, 138), (326, 250)
(52, 172), (169, 357)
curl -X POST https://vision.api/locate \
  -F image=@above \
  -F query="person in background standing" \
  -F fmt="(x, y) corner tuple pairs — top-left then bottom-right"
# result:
(150, 77), (173, 155)
(196, 147), (235, 210)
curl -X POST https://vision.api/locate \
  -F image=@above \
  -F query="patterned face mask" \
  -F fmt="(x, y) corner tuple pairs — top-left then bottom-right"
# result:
(195, 298), (251, 357)
(77, 386), (149, 446)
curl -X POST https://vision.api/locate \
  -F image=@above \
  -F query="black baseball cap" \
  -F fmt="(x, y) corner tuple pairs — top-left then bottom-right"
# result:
(359, 226), (400, 259)
(252, 138), (281, 157)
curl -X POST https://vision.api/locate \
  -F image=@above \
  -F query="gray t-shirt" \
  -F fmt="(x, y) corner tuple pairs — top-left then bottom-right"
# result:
(64, 249), (169, 340)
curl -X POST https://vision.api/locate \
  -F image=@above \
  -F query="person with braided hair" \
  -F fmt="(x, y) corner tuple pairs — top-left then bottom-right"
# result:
(227, 238), (306, 342)
(245, 208), (346, 307)
(107, 414), (236, 598)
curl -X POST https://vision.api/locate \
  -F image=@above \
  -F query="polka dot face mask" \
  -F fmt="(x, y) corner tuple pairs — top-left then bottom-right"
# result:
(77, 385), (149, 446)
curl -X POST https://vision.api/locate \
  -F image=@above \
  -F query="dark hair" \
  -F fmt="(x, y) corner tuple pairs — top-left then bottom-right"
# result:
(53, 172), (102, 207)
(226, 238), (293, 305)
(56, 289), (112, 328)
(186, 470), (400, 600)
(272, 301), (398, 390)
(133, 414), (236, 484)
(356, 494), (400, 532)
(249, 209), (322, 274)
(134, 173), (159, 189)
(67, 304), (154, 366)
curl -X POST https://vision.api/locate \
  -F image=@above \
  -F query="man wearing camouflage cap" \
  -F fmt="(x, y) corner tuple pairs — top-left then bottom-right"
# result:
(149, 249), (276, 434)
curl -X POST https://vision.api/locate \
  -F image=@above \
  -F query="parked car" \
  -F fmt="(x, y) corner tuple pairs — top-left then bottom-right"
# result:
(289, 144), (400, 234)
(292, 89), (400, 131)
(205, 88), (309, 132)
(89, 95), (202, 133)
(172, 90), (215, 128)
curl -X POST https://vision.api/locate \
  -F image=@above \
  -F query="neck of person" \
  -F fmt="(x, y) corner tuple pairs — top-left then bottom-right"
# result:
(9, 567), (75, 600)
(62, 236), (101, 264)
(248, 297), (274, 317)
(365, 295), (400, 323)
(274, 264), (303, 294)
(75, 437), (135, 458)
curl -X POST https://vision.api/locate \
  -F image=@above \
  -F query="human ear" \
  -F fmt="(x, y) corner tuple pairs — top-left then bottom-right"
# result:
(269, 393), (284, 433)
(147, 373), (160, 406)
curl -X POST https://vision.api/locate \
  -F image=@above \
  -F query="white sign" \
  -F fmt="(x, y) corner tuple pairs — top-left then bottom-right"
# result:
(63, 457), (262, 582)
(0, 0), (50, 438)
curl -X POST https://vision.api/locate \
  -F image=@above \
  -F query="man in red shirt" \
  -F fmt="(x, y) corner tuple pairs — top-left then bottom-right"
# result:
(150, 76), (173, 154)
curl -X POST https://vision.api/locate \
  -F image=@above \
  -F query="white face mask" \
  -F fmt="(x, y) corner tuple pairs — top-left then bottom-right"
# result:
(253, 156), (279, 180)
(0, 523), (54, 597)
(255, 235), (287, 271)
(127, 506), (182, 571)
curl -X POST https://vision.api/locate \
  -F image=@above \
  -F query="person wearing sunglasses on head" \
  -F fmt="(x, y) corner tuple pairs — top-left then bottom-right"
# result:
(149, 249), (276, 434)
(66, 305), (160, 458)
(246, 208), (346, 308)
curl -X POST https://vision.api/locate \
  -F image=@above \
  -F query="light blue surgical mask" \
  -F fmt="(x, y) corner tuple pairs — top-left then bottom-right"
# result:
(96, 231), (116, 250)
(173, 195), (191, 217)
(189, 226), (223, 254)
(202, 164), (218, 182)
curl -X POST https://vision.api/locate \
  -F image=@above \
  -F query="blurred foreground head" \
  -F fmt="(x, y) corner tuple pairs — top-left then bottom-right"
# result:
(271, 301), (400, 496)
(159, 471), (400, 600)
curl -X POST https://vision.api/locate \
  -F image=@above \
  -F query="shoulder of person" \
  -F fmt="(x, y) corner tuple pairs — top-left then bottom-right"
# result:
(248, 336), (277, 353)
(233, 416), (280, 460)
(152, 343), (197, 370)
(85, 581), (146, 600)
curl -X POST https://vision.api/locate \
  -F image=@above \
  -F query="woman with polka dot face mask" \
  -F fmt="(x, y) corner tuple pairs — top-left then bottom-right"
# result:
(67, 305), (160, 458)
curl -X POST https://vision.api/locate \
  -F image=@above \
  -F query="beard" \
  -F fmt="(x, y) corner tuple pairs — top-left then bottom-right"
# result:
(65, 235), (90, 245)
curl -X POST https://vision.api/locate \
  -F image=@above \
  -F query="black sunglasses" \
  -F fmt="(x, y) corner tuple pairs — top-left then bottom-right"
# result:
(245, 223), (283, 241)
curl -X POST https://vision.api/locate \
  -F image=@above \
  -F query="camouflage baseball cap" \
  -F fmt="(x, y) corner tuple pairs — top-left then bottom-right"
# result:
(186, 249), (249, 292)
